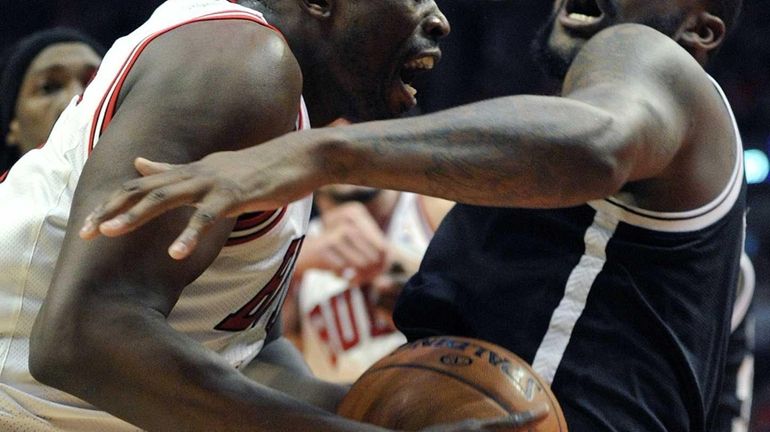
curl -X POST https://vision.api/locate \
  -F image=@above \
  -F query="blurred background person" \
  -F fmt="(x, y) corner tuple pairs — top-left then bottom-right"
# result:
(0, 28), (104, 173)
(283, 185), (453, 382)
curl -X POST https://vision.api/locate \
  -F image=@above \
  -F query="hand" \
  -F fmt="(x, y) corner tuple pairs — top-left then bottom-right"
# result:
(365, 264), (409, 317)
(298, 202), (388, 283)
(419, 405), (549, 432)
(79, 130), (325, 259)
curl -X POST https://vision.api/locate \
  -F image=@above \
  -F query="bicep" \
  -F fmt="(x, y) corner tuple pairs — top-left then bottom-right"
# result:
(43, 121), (235, 326)
(561, 24), (697, 182)
(38, 20), (303, 324)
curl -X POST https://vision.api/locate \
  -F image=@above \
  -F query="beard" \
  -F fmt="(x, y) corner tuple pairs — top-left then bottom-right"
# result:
(530, 9), (687, 81)
(531, 14), (573, 80)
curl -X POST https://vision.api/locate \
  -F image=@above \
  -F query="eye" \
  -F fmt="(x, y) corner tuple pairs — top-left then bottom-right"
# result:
(39, 80), (64, 95)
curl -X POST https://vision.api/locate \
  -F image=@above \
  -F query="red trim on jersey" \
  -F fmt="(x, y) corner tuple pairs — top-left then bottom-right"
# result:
(82, 7), (303, 246)
(87, 9), (284, 155)
(0, 170), (8, 183)
(226, 207), (287, 246)
(233, 209), (277, 230)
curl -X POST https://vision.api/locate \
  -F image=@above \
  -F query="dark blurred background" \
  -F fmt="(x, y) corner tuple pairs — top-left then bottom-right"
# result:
(1, 0), (768, 428)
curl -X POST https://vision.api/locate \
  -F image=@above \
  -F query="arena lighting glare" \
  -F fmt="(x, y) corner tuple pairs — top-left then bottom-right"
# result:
(744, 149), (770, 184)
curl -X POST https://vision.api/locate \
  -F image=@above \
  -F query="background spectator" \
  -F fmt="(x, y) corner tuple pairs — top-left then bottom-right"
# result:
(284, 186), (453, 382)
(0, 28), (104, 172)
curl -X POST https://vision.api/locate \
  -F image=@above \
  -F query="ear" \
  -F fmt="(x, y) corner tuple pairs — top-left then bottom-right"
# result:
(5, 119), (20, 146)
(679, 11), (726, 60)
(301, 0), (333, 19)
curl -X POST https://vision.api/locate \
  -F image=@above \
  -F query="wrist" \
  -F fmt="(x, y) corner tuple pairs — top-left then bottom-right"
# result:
(311, 126), (356, 186)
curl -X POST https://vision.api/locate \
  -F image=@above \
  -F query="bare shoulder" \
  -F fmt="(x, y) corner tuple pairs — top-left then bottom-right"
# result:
(115, 19), (302, 153)
(561, 24), (736, 210)
(564, 23), (713, 102)
(130, 19), (301, 105)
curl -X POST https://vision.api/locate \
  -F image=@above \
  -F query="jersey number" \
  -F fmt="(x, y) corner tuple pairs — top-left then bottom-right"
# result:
(215, 237), (304, 332)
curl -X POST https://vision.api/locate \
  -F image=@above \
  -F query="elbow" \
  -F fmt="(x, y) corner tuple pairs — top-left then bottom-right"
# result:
(29, 310), (98, 391)
(585, 148), (629, 198)
(572, 120), (633, 201)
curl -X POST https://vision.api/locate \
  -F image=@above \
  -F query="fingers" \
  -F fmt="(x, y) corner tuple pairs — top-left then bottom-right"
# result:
(167, 191), (237, 260)
(322, 227), (387, 282)
(134, 157), (176, 176)
(79, 190), (142, 240)
(478, 404), (550, 430)
(330, 241), (371, 270)
(343, 230), (386, 268)
(100, 179), (210, 238)
(327, 202), (388, 253)
(79, 162), (192, 240)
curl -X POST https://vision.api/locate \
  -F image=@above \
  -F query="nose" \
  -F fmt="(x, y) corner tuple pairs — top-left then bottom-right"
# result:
(423, 9), (451, 40)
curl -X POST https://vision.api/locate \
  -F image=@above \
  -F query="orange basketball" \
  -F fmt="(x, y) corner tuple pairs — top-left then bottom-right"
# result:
(337, 336), (567, 431)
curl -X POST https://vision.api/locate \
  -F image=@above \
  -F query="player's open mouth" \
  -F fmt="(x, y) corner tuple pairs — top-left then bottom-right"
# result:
(391, 50), (441, 114)
(559, 0), (605, 33)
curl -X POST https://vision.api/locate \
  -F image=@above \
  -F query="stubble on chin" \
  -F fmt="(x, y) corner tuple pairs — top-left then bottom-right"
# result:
(530, 16), (574, 80)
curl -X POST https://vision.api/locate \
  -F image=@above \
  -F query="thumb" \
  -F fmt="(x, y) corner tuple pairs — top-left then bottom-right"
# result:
(134, 157), (177, 176)
(479, 403), (550, 430)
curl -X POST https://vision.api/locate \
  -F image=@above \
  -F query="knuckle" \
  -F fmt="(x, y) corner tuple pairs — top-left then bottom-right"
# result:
(194, 211), (216, 226)
(121, 182), (140, 192)
(90, 205), (106, 218)
(180, 166), (196, 180)
(148, 188), (168, 202)
(215, 186), (239, 201)
(121, 212), (137, 224)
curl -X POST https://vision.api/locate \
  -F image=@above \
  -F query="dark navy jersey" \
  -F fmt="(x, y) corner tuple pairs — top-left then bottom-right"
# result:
(394, 80), (746, 432)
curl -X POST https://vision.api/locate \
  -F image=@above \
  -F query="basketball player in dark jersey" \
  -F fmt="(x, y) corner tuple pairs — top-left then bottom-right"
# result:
(81, 0), (746, 430)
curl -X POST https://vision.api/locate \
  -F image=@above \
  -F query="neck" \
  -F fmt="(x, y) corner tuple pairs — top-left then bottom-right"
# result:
(237, 0), (281, 29)
(237, 0), (345, 126)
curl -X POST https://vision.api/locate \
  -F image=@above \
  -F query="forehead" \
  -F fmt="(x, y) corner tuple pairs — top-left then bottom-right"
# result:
(26, 42), (102, 75)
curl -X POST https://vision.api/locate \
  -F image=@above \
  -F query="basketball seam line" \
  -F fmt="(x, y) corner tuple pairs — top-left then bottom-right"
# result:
(366, 364), (513, 415)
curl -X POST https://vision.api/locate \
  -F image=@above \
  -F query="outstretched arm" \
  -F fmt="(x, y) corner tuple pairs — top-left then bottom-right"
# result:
(30, 20), (543, 432)
(81, 24), (724, 259)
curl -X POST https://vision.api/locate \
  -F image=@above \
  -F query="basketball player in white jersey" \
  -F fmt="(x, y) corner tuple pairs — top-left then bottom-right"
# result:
(80, 0), (750, 430)
(284, 186), (452, 382)
(0, 0), (503, 431)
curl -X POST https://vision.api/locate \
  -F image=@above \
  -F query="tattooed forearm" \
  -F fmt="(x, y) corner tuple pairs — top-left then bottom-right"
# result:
(320, 95), (622, 208)
(308, 24), (700, 209)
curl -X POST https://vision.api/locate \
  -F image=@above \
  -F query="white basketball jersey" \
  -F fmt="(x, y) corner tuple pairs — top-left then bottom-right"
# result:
(298, 193), (437, 382)
(0, 1), (311, 430)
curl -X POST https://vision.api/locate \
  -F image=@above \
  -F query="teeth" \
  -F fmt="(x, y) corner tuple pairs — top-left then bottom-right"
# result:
(568, 12), (595, 22)
(405, 84), (417, 97)
(404, 56), (435, 70)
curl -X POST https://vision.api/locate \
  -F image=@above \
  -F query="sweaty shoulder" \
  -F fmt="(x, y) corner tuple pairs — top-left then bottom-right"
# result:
(565, 23), (712, 104)
(565, 23), (737, 211)
(115, 19), (302, 154)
